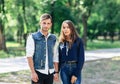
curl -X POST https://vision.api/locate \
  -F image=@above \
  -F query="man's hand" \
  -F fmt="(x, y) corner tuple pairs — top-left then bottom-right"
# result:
(31, 72), (39, 82)
(54, 73), (59, 81)
(71, 75), (77, 84)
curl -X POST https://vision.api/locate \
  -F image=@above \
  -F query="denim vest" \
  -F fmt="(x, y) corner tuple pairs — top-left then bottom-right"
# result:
(32, 31), (56, 70)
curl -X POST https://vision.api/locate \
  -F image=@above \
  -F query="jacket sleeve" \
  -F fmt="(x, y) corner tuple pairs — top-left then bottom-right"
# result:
(74, 38), (85, 77)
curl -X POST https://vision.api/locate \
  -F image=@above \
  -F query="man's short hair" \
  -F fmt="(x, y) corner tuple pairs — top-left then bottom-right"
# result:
(40, 13), (52, 22)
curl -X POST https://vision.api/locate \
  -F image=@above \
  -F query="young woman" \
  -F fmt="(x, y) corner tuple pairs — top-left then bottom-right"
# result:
(58, 20), (85, 84)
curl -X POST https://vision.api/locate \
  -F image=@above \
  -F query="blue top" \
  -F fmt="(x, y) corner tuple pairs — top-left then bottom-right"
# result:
(58, 38), (85, 77)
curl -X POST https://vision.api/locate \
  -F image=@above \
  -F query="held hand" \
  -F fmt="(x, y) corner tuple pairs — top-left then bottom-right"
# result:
(71, 75), (77, 84)
(54, 73), (59, 81)
(31, 72), (39, 82)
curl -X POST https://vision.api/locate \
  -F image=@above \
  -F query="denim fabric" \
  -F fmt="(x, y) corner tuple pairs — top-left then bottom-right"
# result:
(32, 31), (56, 69)
(60, 63), (81, 84)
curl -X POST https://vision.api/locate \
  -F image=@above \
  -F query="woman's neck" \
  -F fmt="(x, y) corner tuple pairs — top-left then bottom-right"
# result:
(65, 36), (71, 41)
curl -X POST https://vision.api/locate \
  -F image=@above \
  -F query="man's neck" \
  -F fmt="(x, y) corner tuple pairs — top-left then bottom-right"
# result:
(40, 30), (48, 37)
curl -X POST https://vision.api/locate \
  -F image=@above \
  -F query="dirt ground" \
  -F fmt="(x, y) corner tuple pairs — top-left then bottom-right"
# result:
(0, 57), (120, 84)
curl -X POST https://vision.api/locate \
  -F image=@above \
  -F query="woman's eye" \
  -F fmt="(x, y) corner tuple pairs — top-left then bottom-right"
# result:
(63, 27), (65, 29)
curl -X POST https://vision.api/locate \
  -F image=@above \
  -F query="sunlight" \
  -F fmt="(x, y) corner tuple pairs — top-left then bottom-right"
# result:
(112, 56), (120, 61)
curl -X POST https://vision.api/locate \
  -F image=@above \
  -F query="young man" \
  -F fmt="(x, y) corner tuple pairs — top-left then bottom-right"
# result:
(26, 13), (59, 84)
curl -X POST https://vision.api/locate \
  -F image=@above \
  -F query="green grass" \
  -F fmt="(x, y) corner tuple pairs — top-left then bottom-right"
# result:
(0, 50), (9, 58)
(0, 40), (120, 58)
(0, 70), (31, 84)
(0, 41), (25, 58)
(87, 40), (120, 50)
(6, 41), (21, 47)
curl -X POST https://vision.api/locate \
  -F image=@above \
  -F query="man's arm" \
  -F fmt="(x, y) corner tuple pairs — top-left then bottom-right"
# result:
(54, 62), (59, 81)
(53, 41), (59, 81)
(26, 34), (38, 82)
(54, 62), (59, 73)
(27, 57), (35, 73)
(26, 34), (35, 73)
(27, 57), (39, 82)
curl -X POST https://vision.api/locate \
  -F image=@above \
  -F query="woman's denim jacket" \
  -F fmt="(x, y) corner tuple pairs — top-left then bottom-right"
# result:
(32, 31), (56, 70)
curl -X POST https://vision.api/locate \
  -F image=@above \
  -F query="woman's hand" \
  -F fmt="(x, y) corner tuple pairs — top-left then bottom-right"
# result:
(71, 75), (77, 84)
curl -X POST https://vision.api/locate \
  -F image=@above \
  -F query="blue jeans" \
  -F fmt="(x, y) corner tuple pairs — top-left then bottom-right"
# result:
(60, 63), (81, 84)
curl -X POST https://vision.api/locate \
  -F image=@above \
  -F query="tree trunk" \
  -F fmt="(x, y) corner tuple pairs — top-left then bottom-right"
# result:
(0, 0), (7, 51)
(0, 26), (2, 50)
(0, 24), (7, 51)
(119, 29), (120, 40)
(82, 14), (88, 49)
(50, 0), (56, 34)
(22, 0), (27, 46)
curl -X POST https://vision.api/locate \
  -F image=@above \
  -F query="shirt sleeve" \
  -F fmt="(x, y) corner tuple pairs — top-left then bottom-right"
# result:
(53, 42), (59, 62)
(26, 34), (35, 57)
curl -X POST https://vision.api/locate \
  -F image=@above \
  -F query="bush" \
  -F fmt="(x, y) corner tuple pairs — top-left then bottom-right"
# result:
(0, 50), (9, 58)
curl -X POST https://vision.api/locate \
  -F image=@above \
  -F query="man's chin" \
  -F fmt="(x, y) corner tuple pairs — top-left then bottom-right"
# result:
(43, 29), (49, 32)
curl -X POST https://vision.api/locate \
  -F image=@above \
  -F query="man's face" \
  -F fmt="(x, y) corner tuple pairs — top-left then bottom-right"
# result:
(40, 19), (52, 32)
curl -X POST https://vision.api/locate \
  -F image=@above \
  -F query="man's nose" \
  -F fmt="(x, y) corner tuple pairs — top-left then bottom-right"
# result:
(44, 24), (48, 27)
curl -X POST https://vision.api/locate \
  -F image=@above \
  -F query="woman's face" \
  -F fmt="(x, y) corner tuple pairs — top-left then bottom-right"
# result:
(62, 22), (71, 37)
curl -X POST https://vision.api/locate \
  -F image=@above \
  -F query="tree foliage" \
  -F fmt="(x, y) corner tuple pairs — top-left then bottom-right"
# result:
(0, 0), (120, 50)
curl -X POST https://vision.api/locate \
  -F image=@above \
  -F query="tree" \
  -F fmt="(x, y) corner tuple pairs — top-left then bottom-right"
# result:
(88, 0), (120, 42)
(0, 0), (7, 51)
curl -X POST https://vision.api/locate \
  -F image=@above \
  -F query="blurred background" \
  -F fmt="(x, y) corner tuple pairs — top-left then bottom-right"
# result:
(0, 0), (120, 56)
(0, 0), (120, 84)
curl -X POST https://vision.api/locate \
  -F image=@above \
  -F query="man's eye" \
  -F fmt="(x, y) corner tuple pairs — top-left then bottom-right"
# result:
(63, 27), (65, 29)
(42, 22), (45, 24)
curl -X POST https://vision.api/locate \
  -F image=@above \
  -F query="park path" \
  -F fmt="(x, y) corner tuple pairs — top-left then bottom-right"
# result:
(85, 48), (120, 61)
(0, 48), (120, 73)
(0, 48), (120, 84)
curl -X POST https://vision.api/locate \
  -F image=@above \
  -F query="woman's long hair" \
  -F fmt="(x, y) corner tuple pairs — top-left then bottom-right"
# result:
(59, 20), (79, 48)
